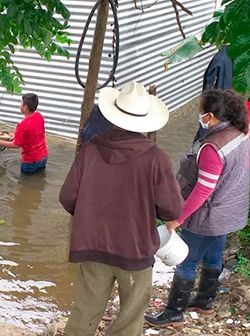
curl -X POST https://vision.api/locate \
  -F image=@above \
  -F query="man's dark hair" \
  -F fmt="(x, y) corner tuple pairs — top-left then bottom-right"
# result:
(22, 93), (39, 112)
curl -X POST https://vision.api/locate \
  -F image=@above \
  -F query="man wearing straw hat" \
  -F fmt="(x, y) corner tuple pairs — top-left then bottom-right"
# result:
(59, 81), (183, 336)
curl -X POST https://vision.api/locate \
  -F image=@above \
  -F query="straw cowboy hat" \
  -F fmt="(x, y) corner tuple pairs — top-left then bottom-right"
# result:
(98, 81), (169, 132)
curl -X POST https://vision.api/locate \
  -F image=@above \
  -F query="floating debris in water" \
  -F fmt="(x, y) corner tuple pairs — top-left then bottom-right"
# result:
(0, 293), (62, 333)
(0, 260), (18, 267)
(0, 279), (55, 293)
(0, 241), (19, 246)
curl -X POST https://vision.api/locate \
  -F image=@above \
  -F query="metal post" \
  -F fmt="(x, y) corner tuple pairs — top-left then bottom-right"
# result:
(76, 0), (109, 154)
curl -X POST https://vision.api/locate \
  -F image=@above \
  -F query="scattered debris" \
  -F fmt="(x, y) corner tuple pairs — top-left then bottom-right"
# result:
(218, 287), (230, 294)
(226, 318), (234, 324)
(153, 298), (162, 308)
(219, 268), (232, 281)
(189, 311), (199, 319)
(145, 328), (160, 335)
(242, 322), (250, 328)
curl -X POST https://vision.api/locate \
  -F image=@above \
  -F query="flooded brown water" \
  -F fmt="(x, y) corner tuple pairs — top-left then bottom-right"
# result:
(0, 98), (199, 333)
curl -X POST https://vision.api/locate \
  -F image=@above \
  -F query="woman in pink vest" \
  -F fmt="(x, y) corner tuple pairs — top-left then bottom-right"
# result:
(145, 90), (249, 328)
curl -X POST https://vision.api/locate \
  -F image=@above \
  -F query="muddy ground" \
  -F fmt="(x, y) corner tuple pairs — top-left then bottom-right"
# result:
(47, 272), (249, 336)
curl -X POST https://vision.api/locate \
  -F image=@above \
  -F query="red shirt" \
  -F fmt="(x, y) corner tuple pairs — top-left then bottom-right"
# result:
(245, 101), (250, 140)
(13, 111), (48, 163)
(245, 101), (250, 120)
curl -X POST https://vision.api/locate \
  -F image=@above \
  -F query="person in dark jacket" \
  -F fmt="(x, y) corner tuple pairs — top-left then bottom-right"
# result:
(194, 46), (233, 141)
(203, 46), (232, 91)
(145, 90), (249, 329)
(59, 81), (183, 336)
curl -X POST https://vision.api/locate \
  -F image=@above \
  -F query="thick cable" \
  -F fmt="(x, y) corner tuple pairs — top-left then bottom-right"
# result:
(75, 0), (119, 90)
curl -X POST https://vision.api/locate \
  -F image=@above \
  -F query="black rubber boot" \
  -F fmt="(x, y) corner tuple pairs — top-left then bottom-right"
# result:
(145, 274), (194, 328)
(188, 267), (220, 314)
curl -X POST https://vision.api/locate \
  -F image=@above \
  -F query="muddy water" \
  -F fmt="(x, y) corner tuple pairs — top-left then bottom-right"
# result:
(0, 99), (199, 333)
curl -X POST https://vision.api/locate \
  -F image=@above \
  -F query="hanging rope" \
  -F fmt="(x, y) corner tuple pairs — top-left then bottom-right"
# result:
(75, 0), (119, 90)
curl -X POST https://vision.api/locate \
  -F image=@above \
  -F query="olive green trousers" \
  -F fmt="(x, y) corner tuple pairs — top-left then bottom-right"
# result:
(65, 261), (152, 336)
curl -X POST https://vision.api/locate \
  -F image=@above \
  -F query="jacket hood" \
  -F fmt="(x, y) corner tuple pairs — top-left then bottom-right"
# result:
(92, 129), (156, 164)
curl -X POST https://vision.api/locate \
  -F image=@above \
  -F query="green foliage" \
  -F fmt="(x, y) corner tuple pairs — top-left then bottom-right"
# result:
(229, 305), (237, 315)
(161, 0), (250, 94)
(234, 250), (250, 278)
(156, 219), (165, 227)
(161, 9), (223, 66)
(237, 220), (250, 246)
(0, 0), (71, 93)
(202, 0), (250, 94)
(235, 208), (250, 278)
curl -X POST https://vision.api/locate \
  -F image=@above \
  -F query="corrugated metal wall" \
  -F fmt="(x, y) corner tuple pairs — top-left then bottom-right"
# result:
(0, 0), (217, 138)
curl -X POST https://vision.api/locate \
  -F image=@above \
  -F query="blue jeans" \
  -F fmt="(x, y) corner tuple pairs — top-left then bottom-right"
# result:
(175, 229), (227, 281)
(21, 157), (48, 174)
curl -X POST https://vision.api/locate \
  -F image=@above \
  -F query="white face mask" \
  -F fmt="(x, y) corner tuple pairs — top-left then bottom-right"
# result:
(199, 113), (210, 129)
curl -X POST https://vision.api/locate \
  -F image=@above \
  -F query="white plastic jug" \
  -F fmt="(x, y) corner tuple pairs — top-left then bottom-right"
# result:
(156, 225), (189, 266)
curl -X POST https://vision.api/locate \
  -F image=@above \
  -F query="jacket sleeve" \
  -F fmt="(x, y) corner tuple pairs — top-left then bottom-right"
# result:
(203, 57), (219, 90)
(154, 150), (184, 221)
(59, 149), (84, 215)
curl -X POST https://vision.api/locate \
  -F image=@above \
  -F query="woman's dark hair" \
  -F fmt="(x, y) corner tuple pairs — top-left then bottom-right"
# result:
(22, 93), (39, 112)
(201, 89), (248, 134)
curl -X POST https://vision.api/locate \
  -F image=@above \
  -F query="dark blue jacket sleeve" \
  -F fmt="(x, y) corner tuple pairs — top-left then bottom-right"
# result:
(82, 104), (113, 143)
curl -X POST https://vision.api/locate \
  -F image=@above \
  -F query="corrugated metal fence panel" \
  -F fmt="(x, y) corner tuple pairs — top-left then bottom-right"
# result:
(0, 0), (217, 138)
(116, 0), (217, 111)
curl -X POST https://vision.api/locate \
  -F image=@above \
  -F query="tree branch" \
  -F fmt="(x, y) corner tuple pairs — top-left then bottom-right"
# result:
(170, 0), (192, 39)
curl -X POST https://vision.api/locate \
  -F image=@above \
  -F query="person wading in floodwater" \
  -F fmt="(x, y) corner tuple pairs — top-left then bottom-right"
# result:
(0, 93), (48, 174)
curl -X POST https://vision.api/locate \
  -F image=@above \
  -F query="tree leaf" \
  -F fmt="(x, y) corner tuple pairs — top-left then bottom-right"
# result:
(0, 218), (5, 225)
(244, 65), (250, 93)
(161, 35), (203, 64)
(202, 21), (220, 44)
(234, 50), (250, 75)
(231, 0), (250, 22)
(222, 0), (234, 5)
(227, 35), (250, 58)
(56, 2), (70, 20)
(56, 46), (70, 59)
(7, 3), (18, 18)
(17, 12), (23, 25)
(8, 44), (15, 53)
(213, 9), (224, 18)
(0, 51), (11, 61)
(233, 52), (250, 94)
(23, 19), (32, 35)
(233, 74), (247, 94)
